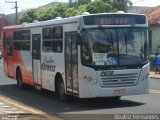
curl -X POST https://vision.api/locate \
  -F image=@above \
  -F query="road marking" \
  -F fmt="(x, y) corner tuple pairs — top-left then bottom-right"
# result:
(0, 96), (57, 120)
(0, 101), (25, 114)
(150, 89), (160, 94)
(0, 102), (5, 105)
(0, 96), (42, 114)
(3, 110), (25, 114)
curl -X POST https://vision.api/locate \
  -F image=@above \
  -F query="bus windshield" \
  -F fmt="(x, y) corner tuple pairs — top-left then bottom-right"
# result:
(81, 27), (148, 67)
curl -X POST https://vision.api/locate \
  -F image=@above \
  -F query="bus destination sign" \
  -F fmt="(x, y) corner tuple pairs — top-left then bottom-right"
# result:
(83, 14), (146, 25)
(100, 17), (130, 25)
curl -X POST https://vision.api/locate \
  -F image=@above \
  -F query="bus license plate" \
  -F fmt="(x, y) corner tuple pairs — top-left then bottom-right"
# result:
(114, 89), (126, 94)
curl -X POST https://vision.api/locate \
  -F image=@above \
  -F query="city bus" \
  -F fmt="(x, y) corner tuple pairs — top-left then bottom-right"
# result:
(2, 12), (149, 101)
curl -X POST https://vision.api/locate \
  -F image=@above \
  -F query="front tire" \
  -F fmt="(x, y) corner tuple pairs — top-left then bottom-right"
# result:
(57, 80), (68, 101)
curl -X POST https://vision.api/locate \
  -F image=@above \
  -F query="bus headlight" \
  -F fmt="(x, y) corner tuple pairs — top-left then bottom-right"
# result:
(87, 77), (92, 81)
(84, 76), (99, 85)
(139, 73), (149, 82)
(139, 76), (144, 82)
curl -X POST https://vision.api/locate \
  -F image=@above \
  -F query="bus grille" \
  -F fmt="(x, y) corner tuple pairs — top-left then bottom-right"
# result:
(100, 73), (139, 87)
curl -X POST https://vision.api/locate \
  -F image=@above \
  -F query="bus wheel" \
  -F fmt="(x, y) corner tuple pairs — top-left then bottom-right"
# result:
(57, 80), (68, 101)
(17, 70), (25, 89)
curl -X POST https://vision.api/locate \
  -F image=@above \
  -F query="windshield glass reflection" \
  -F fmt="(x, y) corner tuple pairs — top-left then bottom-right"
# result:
(81, 28), (148, 66)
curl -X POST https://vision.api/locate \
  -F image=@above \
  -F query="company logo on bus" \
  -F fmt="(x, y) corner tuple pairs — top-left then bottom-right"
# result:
(100, 71), (114, 76)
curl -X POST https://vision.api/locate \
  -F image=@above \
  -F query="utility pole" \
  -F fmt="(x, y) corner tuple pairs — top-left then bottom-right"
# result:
(5, 0), (18, 24)
(69, 0), (72, 6)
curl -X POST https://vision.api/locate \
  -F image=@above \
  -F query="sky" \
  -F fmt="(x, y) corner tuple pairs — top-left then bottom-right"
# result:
(0, 0), (160, 15)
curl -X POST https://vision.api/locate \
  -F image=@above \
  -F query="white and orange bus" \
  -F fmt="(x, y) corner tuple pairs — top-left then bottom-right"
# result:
(2, 12), (149, 100)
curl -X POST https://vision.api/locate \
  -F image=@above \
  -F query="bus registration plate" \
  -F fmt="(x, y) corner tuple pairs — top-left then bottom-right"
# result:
(114, 89), (126, 94)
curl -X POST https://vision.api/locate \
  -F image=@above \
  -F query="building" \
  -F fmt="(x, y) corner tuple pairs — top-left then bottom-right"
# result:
(127, 6), (152, 14)
(145, 5), (160, 54)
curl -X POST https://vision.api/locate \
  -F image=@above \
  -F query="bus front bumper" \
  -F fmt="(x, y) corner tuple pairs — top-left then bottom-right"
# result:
(79, 78), (149, 98)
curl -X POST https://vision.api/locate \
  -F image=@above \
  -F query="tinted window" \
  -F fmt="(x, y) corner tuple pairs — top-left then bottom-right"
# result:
(43, 27), (51, 39)
(42, 26), (63, 53)
(42, 27), (52, 52)
(52, 26), (63, 39)
(52, 26), (63, 52)
(13, 30), (30, 50)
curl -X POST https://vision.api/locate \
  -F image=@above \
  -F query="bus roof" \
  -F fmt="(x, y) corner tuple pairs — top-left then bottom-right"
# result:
(3, 12), (147, 30)
(3, 24), (25, 30)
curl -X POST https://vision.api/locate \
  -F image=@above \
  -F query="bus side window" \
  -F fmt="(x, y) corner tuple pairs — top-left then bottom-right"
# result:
(52, 40), (62, 52)
(52, 26), (63, 53)
(42, 27), (52, 52)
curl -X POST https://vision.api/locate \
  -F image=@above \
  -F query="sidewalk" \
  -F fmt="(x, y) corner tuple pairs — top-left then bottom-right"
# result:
(150, 71), (160, 79)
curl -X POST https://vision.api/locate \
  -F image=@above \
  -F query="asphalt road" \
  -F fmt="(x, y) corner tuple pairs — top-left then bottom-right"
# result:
(0, 59), (160, 120)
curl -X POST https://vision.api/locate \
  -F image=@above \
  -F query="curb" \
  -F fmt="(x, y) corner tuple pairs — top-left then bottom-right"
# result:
(150, 76), (160, 79)
(150, 71), (160, 79)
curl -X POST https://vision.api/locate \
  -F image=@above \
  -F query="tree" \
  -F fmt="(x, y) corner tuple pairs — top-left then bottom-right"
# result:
(76, 0), (91, 6)
(64, 7), (76, 17)
(37, 8), (54, 21)
(64, 4), (87, 17)
(18, 9), (37, 23)
(75, 5), (87, 15)
(18, 0), (121, 23)
(53, 4), (69, 18)
(86, 1), (117, 14)
(101, 0), (132, 12)
(112, 0), (132, 12)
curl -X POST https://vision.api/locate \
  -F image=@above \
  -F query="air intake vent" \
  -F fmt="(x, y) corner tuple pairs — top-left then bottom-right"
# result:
(100, 73), (138, 87)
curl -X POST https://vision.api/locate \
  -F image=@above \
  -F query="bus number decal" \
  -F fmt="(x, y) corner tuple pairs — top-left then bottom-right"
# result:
(100, 71), (114, 76)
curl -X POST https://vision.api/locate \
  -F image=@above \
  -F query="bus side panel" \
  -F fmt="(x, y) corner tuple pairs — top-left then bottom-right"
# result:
(3, 49), (8, 77)
(2, 30), (7, 76)
(3, 29), (33, 85)
(4, 30), (14, 78)
(41, 53), (65, 91)
(41, 23), (79, 92)
(2, 29), (12, 78)
(13, 50), (33, 85)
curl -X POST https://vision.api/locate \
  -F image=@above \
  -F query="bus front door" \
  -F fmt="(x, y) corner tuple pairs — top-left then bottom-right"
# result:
(32, 34), (41, 86)
(65, 32), (79, 95)
(6, 37), (14, 77)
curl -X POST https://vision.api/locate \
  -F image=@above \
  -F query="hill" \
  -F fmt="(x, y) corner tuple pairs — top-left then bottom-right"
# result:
(37, 2), (65, 11)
